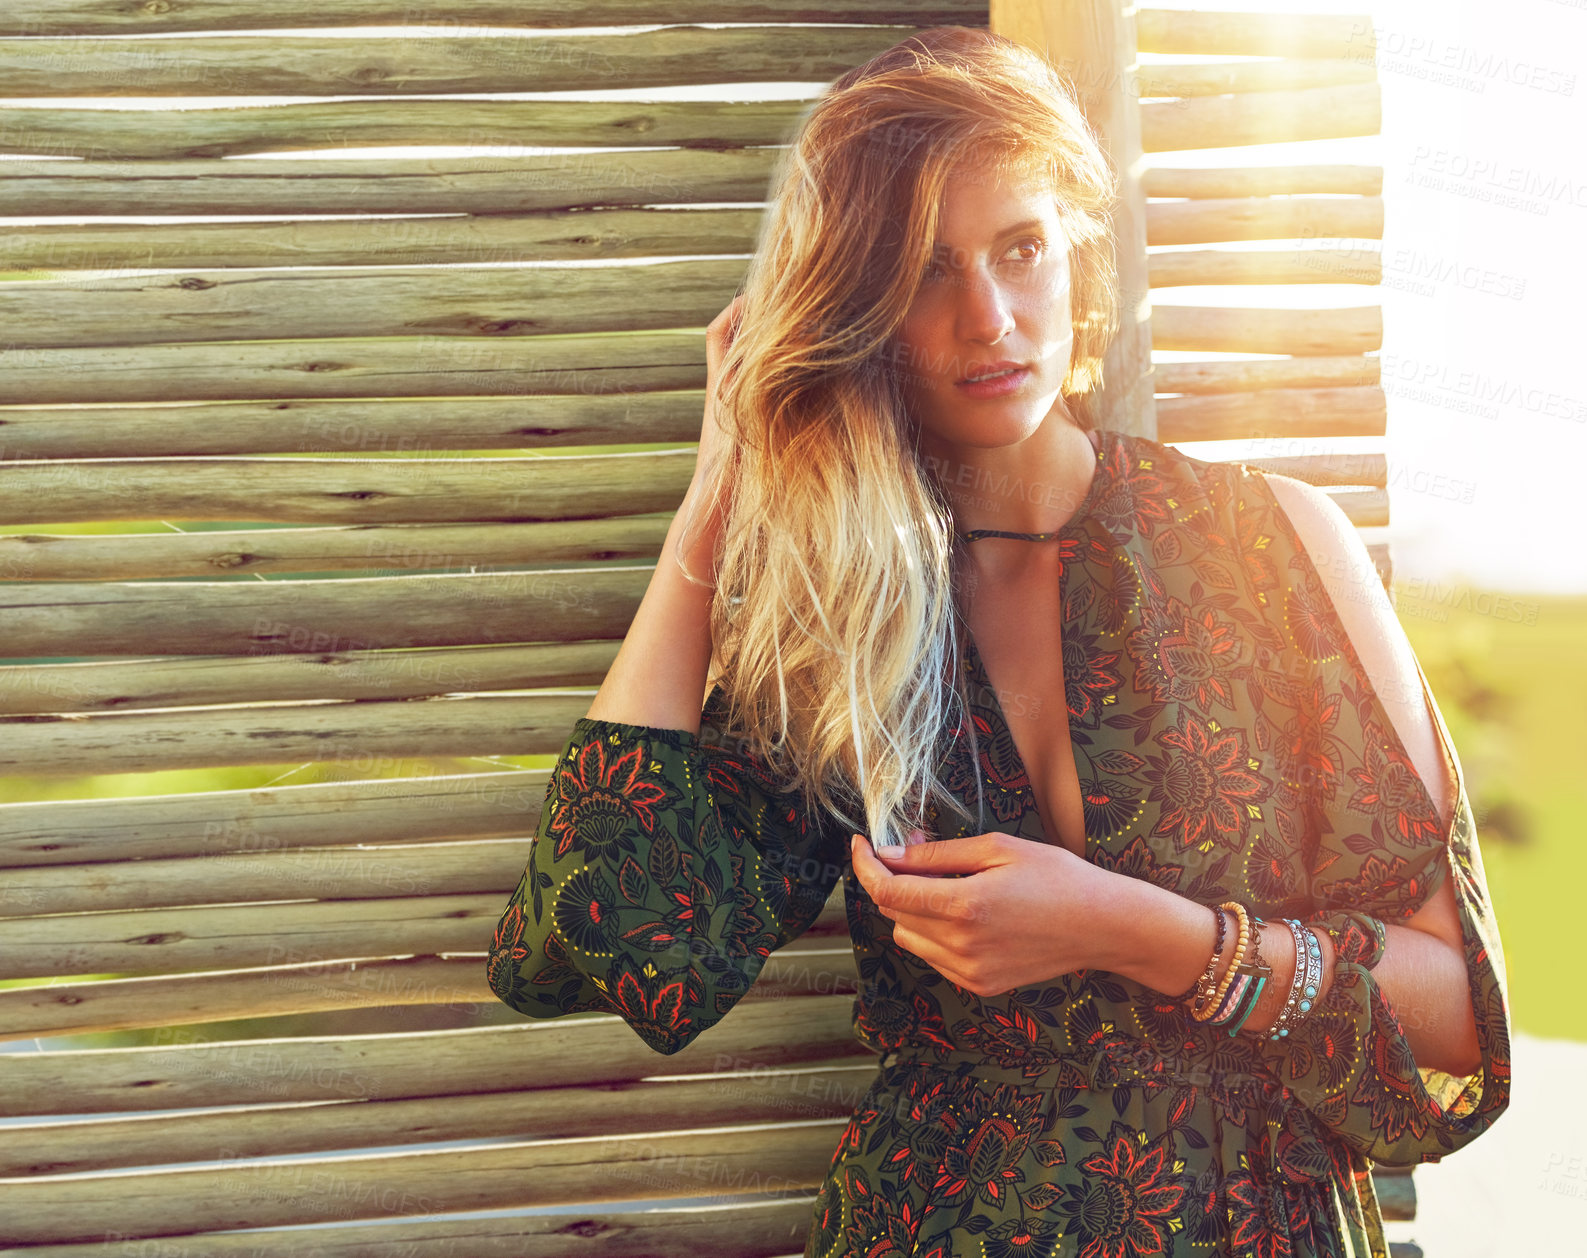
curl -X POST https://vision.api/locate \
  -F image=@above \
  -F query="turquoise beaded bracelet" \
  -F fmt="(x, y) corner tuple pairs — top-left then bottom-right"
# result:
(1266, 918), (1323, 1041)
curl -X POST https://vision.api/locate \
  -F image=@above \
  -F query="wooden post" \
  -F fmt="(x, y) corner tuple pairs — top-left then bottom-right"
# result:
(990, 0), (1156, 439)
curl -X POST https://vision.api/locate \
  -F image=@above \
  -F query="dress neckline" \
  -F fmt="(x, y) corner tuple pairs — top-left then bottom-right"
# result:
(950, 425), (1110, 547)
(955, 426), (1119, 857)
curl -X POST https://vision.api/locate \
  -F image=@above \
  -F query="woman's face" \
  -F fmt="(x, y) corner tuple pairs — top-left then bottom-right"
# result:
(891, 163), (1074, 451)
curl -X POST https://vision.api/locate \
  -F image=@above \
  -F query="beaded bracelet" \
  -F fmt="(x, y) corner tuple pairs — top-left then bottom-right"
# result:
(1173, 906), (1228, 1003)
(1191, 901), (1251, 1021)
(1265, 918), (1323, 1041)
(1205, 911), (1274, 1033)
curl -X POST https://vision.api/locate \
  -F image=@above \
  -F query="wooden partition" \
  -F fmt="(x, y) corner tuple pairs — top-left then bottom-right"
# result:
(0, 2), (1414, 1252)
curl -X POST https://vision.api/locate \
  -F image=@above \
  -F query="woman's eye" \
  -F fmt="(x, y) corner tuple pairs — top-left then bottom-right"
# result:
(1009, 237), (1044, 265)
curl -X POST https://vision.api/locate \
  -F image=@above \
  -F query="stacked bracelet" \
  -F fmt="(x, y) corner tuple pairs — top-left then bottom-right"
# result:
(1184, 901), (1274, 1036)
(1190, 901), (1249, 1020)
(1265, 918), (1323, 1041)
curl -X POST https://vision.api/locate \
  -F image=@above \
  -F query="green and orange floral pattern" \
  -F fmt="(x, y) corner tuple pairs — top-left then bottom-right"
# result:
(489, 429), (1511, 1256)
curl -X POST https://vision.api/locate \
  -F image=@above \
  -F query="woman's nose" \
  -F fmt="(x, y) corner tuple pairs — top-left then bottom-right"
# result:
(955, 270), (1016, 344)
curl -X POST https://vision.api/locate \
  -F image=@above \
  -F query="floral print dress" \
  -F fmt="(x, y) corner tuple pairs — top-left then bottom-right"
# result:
(488, 428), (1511, 1258)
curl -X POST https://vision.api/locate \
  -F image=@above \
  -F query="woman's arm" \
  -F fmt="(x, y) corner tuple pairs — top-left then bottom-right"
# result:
(1102, 472), (1481, 1072)
(583, 508), (716, 732)
(1098, 866), (1479, 1076)
(585, 297), (745, 732)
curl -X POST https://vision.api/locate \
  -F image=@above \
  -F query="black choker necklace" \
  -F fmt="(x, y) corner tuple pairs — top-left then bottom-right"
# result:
(953, 527), (1061, 543)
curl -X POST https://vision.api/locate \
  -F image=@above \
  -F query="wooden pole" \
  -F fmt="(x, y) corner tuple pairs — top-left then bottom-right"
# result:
(990, 0), (1155, 439)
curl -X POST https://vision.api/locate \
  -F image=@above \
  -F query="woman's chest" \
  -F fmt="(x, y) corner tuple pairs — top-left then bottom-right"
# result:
(960, 571), (1087, 859)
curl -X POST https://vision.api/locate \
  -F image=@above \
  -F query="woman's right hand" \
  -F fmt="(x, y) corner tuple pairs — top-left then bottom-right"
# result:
(674, 293), (746, 587)
(697, 292), (746, 478)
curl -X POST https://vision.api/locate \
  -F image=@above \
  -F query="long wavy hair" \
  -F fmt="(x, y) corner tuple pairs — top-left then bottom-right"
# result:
(680, 25), (1121, 848)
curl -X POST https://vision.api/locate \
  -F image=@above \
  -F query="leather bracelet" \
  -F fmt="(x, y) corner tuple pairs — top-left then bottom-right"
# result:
(1212, 970), (1252, 1023)
(1225, 973), (1268, 1036)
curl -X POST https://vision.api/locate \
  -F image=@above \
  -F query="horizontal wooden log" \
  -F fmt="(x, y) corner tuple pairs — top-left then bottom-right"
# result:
(0, 770), (549, 868)
(0, 1192), (1418, 1258)
(1134, 57), (1375, 98)
(0, 639), (623, 715)
(1148, 247), (1379, 287)
(0, 152), (781, 217)
(4, 1056), (876, 1176)
(0, 892), (505, 979)
(0, 565), (650, 653)
(0, 840), (531, 917)
(0, 449), (696, 525)
(0, 1198), (823, 1258)
(1378, 1169), (1416, 1221)
(1137, 9), (1375, 59)
(0, 690), (596, 777)
(1, 257), (750, 351)
(0, 954), (493, 1041)
(0, 391), (708, 461)
(0, 102), (813, 161)
(0, 330), (711, 405)
(0, 831), (849, 922)
(0, 991), (867, 1115)
(0, 893), (847, 980)
(1142, 83), (1379, 153)
(0, 519), (676, 584)
(1, 208), (762, 274)
(0, 1197), (824, 1258)
(1154, 356), (1379, 394)
(1326, 486), (1388, 527)
(1148, 196), (1383, 245)
(0, 0), (988, 35)
(1155, 385), (1386, 443)
(2, 261), (748, 352)
(1232, 451), (1385, 488)
(0, 946), (860, 1041)
(1152, 305), (1381, 356)
(0, 26), (913, 97)
(1142, 164), (1382, 198)
(0, 1117), (852, 1244)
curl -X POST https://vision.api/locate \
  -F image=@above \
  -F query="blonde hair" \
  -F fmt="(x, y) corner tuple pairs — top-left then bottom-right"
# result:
(681, 26), (1120, 847)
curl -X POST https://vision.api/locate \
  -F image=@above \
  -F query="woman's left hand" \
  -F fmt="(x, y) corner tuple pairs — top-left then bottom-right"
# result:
(849, 831), (1128, 997)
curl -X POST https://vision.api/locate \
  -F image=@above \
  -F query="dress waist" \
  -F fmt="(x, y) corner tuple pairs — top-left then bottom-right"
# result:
(874, 1035), (1281, 1101)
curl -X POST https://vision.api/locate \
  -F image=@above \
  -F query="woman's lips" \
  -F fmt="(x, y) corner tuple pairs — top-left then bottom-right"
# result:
(954, 365), (1030, 398)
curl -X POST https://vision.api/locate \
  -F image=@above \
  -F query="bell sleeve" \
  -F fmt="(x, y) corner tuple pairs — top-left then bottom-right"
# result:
(1249, 516), (1513, 1168)
(486, 685), (851, 1055)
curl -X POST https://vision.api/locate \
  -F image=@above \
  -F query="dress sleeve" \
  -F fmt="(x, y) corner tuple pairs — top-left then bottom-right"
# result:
(486, 685), (850, 1055)
(1248, 499), (1513, 1167)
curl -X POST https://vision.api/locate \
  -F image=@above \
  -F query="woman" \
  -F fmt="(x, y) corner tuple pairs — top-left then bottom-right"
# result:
(488, 27), (1510, 1257)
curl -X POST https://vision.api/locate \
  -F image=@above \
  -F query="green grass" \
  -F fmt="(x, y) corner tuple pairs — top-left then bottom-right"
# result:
(1394, 584), (1587, 1043)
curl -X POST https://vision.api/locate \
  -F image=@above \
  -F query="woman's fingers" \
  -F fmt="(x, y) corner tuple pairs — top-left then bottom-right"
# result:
(888, 921), (973, 990)
(705, 293), (746, 368)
